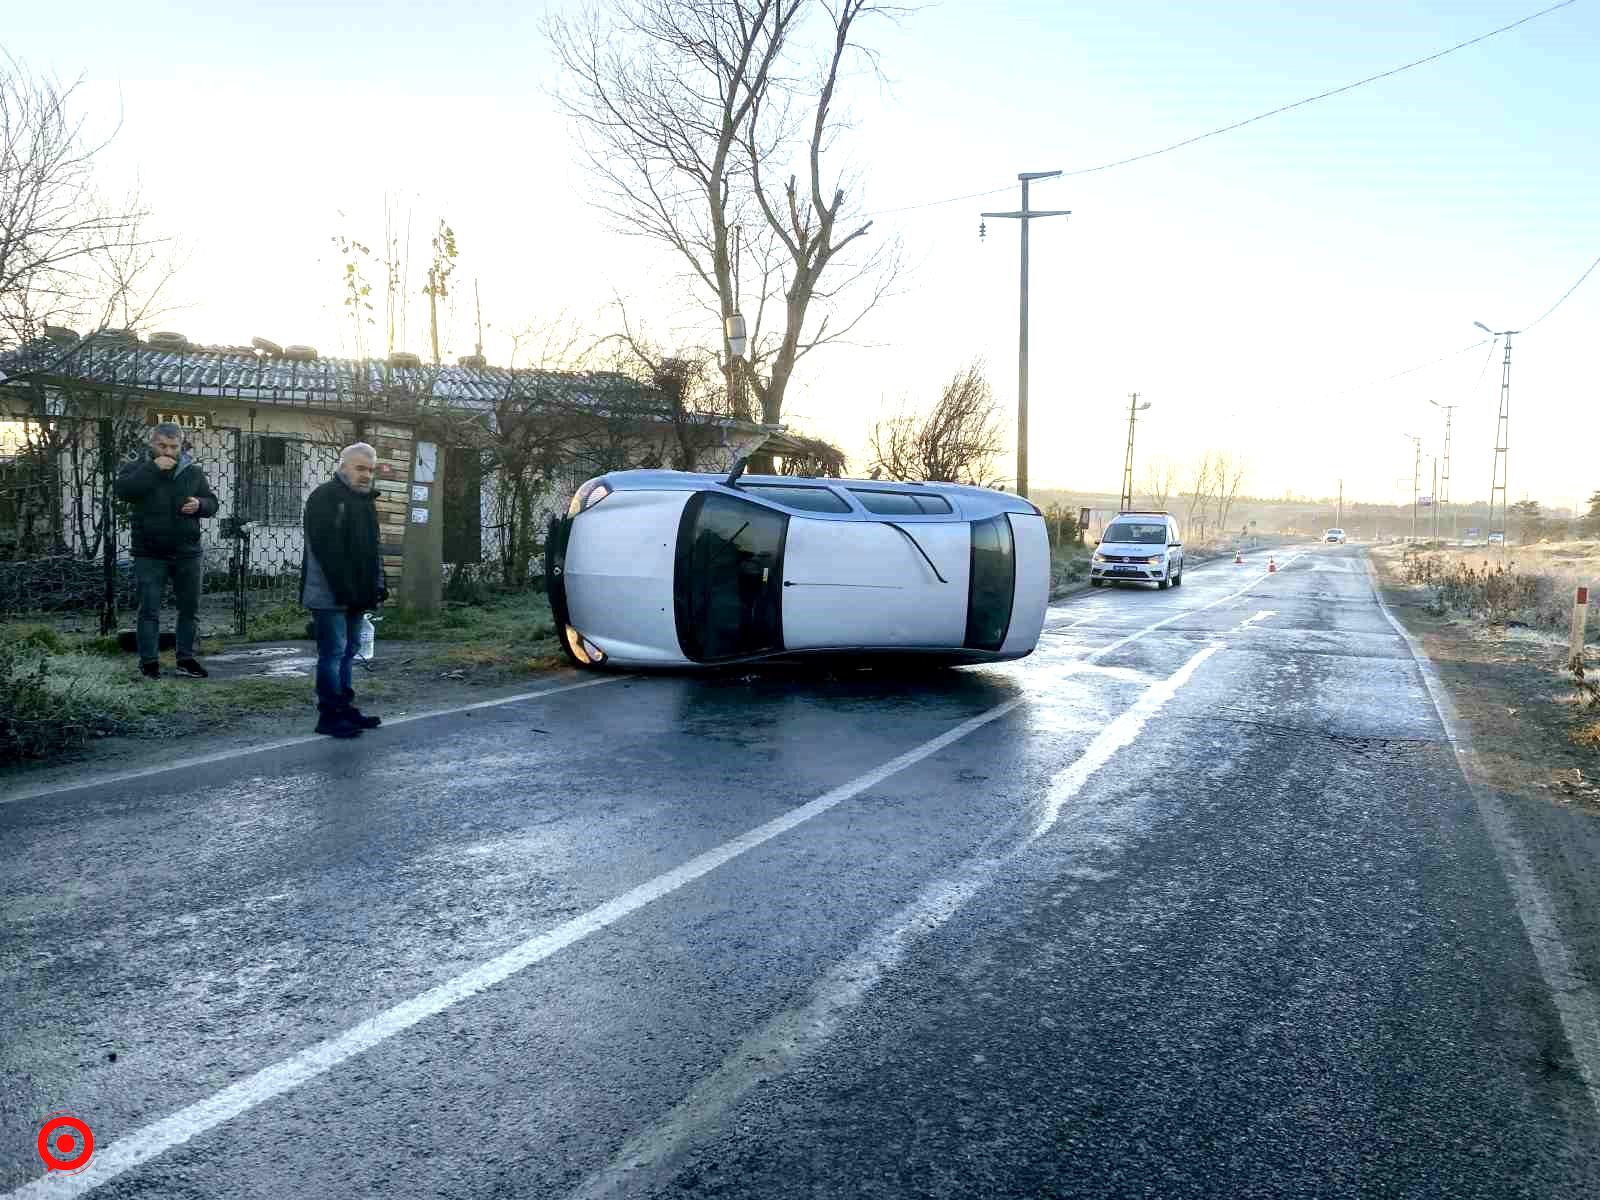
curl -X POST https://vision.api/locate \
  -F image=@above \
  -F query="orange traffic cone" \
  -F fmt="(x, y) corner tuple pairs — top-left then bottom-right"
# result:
(1268, 557), (1277, 574)
(1234, 548), (1244, 564)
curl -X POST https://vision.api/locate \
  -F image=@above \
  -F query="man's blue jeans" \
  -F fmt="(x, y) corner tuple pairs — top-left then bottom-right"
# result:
(311, 609), (363, 710)
(134, 556), (200, 664)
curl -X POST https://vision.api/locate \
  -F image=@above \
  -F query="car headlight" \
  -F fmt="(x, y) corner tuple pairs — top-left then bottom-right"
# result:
(1092, 553), (1106, 563)
(1145, 555), (1164, 565)
(567, 478), (613, 516)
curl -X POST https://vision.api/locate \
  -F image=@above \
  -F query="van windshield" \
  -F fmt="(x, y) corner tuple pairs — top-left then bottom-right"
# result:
(1102, 522), (1166, 545)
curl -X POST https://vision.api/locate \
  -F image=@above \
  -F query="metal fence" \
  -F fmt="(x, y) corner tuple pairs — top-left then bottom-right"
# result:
(0, 417), (339, 635)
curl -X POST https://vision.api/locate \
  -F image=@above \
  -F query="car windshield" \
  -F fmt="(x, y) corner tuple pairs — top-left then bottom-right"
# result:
(1102, 522), (1166, 545)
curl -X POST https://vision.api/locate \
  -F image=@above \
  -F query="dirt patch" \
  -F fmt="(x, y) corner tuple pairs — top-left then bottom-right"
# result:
(1370, 553), (1600, 815)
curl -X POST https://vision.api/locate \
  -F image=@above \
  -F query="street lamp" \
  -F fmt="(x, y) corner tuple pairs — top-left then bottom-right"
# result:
(724, 313), (747, 360)
(1118, 393), (1151, 512)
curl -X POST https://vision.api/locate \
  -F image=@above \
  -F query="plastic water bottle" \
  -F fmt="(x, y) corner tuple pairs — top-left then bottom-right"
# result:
(357, 613), (376, 660)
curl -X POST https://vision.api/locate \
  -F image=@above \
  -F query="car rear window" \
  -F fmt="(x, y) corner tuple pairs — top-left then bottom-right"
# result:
(739, 484), (851, 513)
(1103, 521), (1166, 544)
(849, 489), (952, 515)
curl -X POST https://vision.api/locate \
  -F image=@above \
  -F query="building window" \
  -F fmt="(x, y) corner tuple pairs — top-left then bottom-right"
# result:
(242, 435), (305, 524)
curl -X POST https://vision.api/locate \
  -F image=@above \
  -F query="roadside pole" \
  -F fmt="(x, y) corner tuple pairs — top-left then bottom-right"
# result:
(1571, 586), (1591, 672)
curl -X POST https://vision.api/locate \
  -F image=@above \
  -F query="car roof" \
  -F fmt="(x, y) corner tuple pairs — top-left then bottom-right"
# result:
(595, 468), (1043, 518)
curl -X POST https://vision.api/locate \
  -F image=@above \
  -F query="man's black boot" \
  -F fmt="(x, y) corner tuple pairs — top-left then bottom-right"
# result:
(341, 689), (381, 729)
(314, 703), (363, 738)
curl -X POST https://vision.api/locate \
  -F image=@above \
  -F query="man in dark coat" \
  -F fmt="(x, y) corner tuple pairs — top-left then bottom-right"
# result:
(114, 422), (220, 679)
(301, 441), (388, 738)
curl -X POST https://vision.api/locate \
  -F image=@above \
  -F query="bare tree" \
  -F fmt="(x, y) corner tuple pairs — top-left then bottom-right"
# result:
(548, 0), (904, 443)
(1141, 458), (1178, 511)
(1182, 453), (1208, 541)
(1215, 454), (1247, 536)
(0, 55), (161, 347)
(868, 360), (1006, 486)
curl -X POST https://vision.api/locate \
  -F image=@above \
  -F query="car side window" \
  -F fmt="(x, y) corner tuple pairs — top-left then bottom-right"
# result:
(848, 489), (947, 516)
(738, 484), (851, 514)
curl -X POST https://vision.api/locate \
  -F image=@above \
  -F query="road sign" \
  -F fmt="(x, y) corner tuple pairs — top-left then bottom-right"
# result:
(1419, 495), (1433, 507)
(1467, 527), (1481, 537)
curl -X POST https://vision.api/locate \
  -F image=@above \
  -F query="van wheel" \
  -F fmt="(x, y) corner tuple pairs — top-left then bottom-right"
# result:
(1158, 574), (1171, 590)
(1172, 568), (1183, 587)
(1089, 578), (1104, 588)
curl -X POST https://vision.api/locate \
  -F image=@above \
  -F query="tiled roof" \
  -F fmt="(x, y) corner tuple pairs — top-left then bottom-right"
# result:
(0, 337), (661, 415)
(0, 335), (818, 454)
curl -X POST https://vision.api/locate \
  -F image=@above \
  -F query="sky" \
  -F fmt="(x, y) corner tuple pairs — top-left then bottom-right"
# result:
(5, 0), (1597, 508)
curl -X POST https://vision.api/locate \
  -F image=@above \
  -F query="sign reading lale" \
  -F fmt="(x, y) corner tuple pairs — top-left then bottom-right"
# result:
(149, 410), (208, 429)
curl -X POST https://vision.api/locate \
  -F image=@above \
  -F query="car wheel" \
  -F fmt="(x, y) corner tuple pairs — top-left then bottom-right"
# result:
(1158, 572), (1171, 590)
(1172, 566), (1183, 587)
(1089, 578), (1104, 588)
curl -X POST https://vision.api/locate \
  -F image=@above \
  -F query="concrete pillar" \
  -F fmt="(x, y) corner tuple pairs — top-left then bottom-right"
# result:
(399, 433), (444, 613)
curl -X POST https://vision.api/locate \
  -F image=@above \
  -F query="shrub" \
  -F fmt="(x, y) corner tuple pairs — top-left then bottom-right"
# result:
(0, 639), (122, 764)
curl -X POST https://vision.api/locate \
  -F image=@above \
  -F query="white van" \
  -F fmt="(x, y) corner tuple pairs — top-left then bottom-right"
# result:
(1089, 512), (1184, 589)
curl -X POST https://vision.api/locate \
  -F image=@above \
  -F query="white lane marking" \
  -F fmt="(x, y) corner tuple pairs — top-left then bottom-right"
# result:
(0, 676), (622, 806)
(565, 644), (1224, 1200)
(1075, 557), (1298, 664)
(1366, 561), (1600, 1122)
(1232, 610), (1276, 632)
(0, 698), (1027, 1200)
(1028, 644), (1222, 842)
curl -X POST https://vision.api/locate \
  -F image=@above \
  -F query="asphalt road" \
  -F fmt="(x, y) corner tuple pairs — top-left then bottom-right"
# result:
(4, 544), (1598, 1198)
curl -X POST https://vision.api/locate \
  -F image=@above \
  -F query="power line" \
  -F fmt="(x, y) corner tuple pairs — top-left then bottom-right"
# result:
(868, 0), (1577, 217)
(1468, 335), (1500, 395)
(1522, 249), (1600, 330)
(1320, 339), (1490, 401)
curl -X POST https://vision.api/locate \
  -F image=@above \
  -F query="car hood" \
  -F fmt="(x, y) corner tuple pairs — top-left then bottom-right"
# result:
(1097, 542), (1166, 555)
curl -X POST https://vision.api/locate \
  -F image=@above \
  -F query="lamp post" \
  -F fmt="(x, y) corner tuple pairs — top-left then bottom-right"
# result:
(981, 171), (1070, 499)
(1119, 393), (1151, 512)
(1474, 320), (1518, 545)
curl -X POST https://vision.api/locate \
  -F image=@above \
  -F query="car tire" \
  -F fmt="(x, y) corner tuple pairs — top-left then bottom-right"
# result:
(1172, 566), (1183, 587)
(1158, 572), (1171, 590)
(1089, 578), (1104, 588)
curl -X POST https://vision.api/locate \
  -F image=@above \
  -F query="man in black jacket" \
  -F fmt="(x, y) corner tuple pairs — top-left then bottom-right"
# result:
(301, 442), (388, 738)
(114, 422), (220, 679)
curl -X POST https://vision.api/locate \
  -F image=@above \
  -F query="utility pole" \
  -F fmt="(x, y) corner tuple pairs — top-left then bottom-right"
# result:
(1119, 393), (1150, 511)
(982, 172), (1070, 499)
(427, 267), (440, 366)
(1431, 457), (1440, 542)
(1430, 400), (1457, 541)
(1404, 434), (1422, 542)
(474, 278), (483, 359)
(1474, 323), (1518, 543)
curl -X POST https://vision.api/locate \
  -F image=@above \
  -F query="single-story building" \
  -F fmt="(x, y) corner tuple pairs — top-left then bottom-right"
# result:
(0, 327), (840, 616)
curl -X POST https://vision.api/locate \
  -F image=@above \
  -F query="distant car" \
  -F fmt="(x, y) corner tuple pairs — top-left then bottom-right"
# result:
(1324, 528), (1347, 544)
(1089, 512), (1184, 589)
(543, 467), (1051, 669)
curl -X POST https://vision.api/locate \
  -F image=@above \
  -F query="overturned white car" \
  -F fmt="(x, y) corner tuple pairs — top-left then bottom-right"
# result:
(544, 466), (1051, 669)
